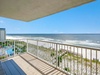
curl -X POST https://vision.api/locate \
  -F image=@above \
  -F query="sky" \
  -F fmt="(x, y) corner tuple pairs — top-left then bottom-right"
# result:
(0, 0), (100, 34)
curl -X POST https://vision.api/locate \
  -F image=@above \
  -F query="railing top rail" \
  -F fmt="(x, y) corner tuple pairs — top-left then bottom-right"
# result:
(38, 40), (100, 50)
(6, 39), (100, 51)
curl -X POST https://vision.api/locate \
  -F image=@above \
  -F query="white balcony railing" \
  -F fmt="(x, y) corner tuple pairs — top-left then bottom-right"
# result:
(0, 39), (100, 75)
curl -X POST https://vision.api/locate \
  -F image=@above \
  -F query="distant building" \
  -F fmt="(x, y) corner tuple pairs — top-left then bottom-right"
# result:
(0, 28), (6, 42)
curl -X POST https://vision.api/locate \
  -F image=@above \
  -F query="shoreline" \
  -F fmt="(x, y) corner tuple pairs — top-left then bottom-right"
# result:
(6, 36), (100, 61)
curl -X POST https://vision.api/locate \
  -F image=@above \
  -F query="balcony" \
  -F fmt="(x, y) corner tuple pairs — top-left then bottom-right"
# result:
(0, 39), (100, 75)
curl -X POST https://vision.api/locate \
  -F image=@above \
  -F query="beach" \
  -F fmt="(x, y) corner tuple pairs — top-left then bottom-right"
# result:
(6, 35), (100, 75)
(6, 35), (100, 61)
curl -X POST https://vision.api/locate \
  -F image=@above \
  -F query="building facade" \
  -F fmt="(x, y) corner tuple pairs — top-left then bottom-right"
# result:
(0, 28), (6, 42)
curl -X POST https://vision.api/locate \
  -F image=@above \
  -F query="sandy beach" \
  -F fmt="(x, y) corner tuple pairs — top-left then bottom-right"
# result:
(6, 36), (100, 61)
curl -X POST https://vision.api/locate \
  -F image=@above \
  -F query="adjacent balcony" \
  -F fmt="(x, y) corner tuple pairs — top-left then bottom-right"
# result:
(0, 39), (100, 75)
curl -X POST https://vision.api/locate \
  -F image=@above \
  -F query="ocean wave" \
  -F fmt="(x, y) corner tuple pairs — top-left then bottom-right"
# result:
(6, 35), (100, 48)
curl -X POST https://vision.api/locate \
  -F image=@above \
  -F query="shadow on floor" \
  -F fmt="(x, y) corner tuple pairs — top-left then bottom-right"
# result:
(1, 59), (26, 75)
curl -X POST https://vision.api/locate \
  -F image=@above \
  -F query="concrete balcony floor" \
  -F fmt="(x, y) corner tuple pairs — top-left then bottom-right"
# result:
(2, 53), (68, 75)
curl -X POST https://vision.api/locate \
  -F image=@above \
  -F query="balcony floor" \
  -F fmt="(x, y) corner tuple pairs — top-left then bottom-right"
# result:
(2, 53), (67, 75)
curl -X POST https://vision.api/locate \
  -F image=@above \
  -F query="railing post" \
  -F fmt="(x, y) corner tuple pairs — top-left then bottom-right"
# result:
(27, 39), (28, 53)
(56, 43), (58, 68)
(14, 40), (15, 56)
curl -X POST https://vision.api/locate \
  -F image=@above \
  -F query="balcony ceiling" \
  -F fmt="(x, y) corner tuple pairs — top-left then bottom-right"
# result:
(0, 0), (93, 22)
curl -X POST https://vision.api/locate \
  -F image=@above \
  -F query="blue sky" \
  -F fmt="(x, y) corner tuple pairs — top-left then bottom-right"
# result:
(0, 0), (100, 34)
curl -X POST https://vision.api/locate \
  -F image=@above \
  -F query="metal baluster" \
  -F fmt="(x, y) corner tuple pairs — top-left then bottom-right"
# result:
(61, 45), (63, 69)
(65, 45), (67, 70)
(67, 46), (68, 68)
(96, 50), (97, 75)
(59, 44), (62, 69)
(52, 43), (54, 64)
(51, 43), (53, 50)
(70, 46), (71, 74)
(64, 45), (66, 69)
(85, 49), (87, 75)
(36, 40), (38, 56)
(49, 43), (51, 62)
(14, 40), (15, 56)
(73, 47), (75, 74)
(81, 48), (83, 75)
(6, 40), (8, 46)
(27, 39), (28, 53)
(61, 45), (64, 70)
(62, 45), (64, 70)
(53, 43), (54, 50)
(90, 49), (92, 75)
(77, 47), (78, 75)
(56, 43), (58, 68)
(59, 44), (61, 68)
(59, 44), (60, 68)
(50, 43), (53, 64)
(49, 43), (53, 64)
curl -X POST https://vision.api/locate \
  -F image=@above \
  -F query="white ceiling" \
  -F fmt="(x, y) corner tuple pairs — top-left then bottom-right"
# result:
(0, 0), (94, 22)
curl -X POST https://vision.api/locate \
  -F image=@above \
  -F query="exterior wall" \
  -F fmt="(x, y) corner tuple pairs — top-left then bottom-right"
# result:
(0, 28), (6, 42)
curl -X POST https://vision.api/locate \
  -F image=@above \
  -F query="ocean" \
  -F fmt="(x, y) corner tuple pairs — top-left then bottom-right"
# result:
(6, 34), (100, 48)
